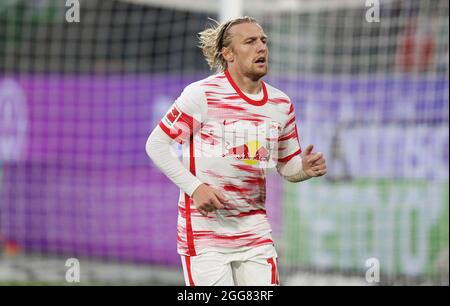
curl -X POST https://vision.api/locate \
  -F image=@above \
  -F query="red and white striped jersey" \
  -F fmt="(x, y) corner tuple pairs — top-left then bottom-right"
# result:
(158, 70), (302, 256)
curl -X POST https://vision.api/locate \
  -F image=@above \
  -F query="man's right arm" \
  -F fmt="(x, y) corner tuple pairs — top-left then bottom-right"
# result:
(145, 126), (203, 197)
(145, 83), (227, 215)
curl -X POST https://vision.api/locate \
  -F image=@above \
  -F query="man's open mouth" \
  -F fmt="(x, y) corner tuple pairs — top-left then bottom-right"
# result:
(255, 57), (266, 63)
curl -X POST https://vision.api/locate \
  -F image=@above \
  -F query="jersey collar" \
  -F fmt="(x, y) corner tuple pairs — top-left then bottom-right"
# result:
(224, 70), (268, 106)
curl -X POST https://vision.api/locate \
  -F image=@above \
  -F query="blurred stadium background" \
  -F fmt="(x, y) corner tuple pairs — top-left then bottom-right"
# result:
(0, 0), (448, 285)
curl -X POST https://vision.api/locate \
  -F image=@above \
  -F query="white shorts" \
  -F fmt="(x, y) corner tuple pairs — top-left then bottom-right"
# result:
(180, 244), (280, 286)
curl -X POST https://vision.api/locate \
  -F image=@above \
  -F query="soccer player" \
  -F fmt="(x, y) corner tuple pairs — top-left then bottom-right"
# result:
(145, 16), (327, 286)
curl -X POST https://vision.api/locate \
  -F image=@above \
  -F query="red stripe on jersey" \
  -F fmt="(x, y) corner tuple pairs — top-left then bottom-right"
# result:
(278, 148), (301, 163)
(200, 132), (220, 145)
(184, 194), (196, 256)
(267, 258), (278, 285)
(207, 101), (247, 111)
(278, 129), (298, 141)
(189, 134), (196, 175)
(223, 184), (252, 194)
(185, 134), (197, 256)
(184, 256), (195, 286)
(224, 95), (243, 100)
(231, 164), (263, 174)
(225, 70), (268, 106)
(201, 83), (221, 87)
(228, 209), (266, 218)
(205, 91), (236, 96)
(193, 232), (256, 240)
(246, 238), (274, 247)
(269, 97), (290, 105)
(292, 124), (302, 153)
(284, 116), (296, 128)
(242, 177), (266, 186)
(288, 104), (295, 115)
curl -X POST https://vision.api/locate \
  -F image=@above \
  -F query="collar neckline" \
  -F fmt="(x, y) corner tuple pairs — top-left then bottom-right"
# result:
(224, 70), (268, 106)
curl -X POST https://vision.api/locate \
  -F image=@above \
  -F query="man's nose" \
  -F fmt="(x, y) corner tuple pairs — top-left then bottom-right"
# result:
(256, 39), (267, 53)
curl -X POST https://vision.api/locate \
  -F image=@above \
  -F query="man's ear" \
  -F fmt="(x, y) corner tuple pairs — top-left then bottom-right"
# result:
(222, 47), (234, 63)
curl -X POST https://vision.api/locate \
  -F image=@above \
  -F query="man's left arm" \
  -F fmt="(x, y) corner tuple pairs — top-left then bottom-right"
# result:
(275, 103), (327, 182)
(277, 144), (327, 182)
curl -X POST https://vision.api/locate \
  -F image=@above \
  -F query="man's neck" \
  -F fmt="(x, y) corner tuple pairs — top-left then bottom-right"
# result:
(227, 68), (262, 94)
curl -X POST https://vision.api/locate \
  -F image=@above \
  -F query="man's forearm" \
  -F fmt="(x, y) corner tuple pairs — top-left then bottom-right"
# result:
(276, 155), (312, 183)
(145, 127), (203, 197)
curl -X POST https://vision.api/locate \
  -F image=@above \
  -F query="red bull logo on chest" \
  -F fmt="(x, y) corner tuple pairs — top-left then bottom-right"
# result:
(223, 140), (270, 165)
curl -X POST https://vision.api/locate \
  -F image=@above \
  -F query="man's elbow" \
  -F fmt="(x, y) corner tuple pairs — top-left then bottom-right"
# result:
(145, 135), (156, 161)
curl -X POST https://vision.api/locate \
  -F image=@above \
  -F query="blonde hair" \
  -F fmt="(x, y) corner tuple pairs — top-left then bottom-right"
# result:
(198, 16), (257, 71)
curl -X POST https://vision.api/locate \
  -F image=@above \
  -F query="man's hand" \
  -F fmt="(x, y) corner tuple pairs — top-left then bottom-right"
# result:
(191, 184), (227, 217)
(302, 144), (327, 178)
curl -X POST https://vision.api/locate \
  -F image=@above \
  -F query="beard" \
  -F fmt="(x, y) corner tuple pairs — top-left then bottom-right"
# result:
(246, 64), (268, 81)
